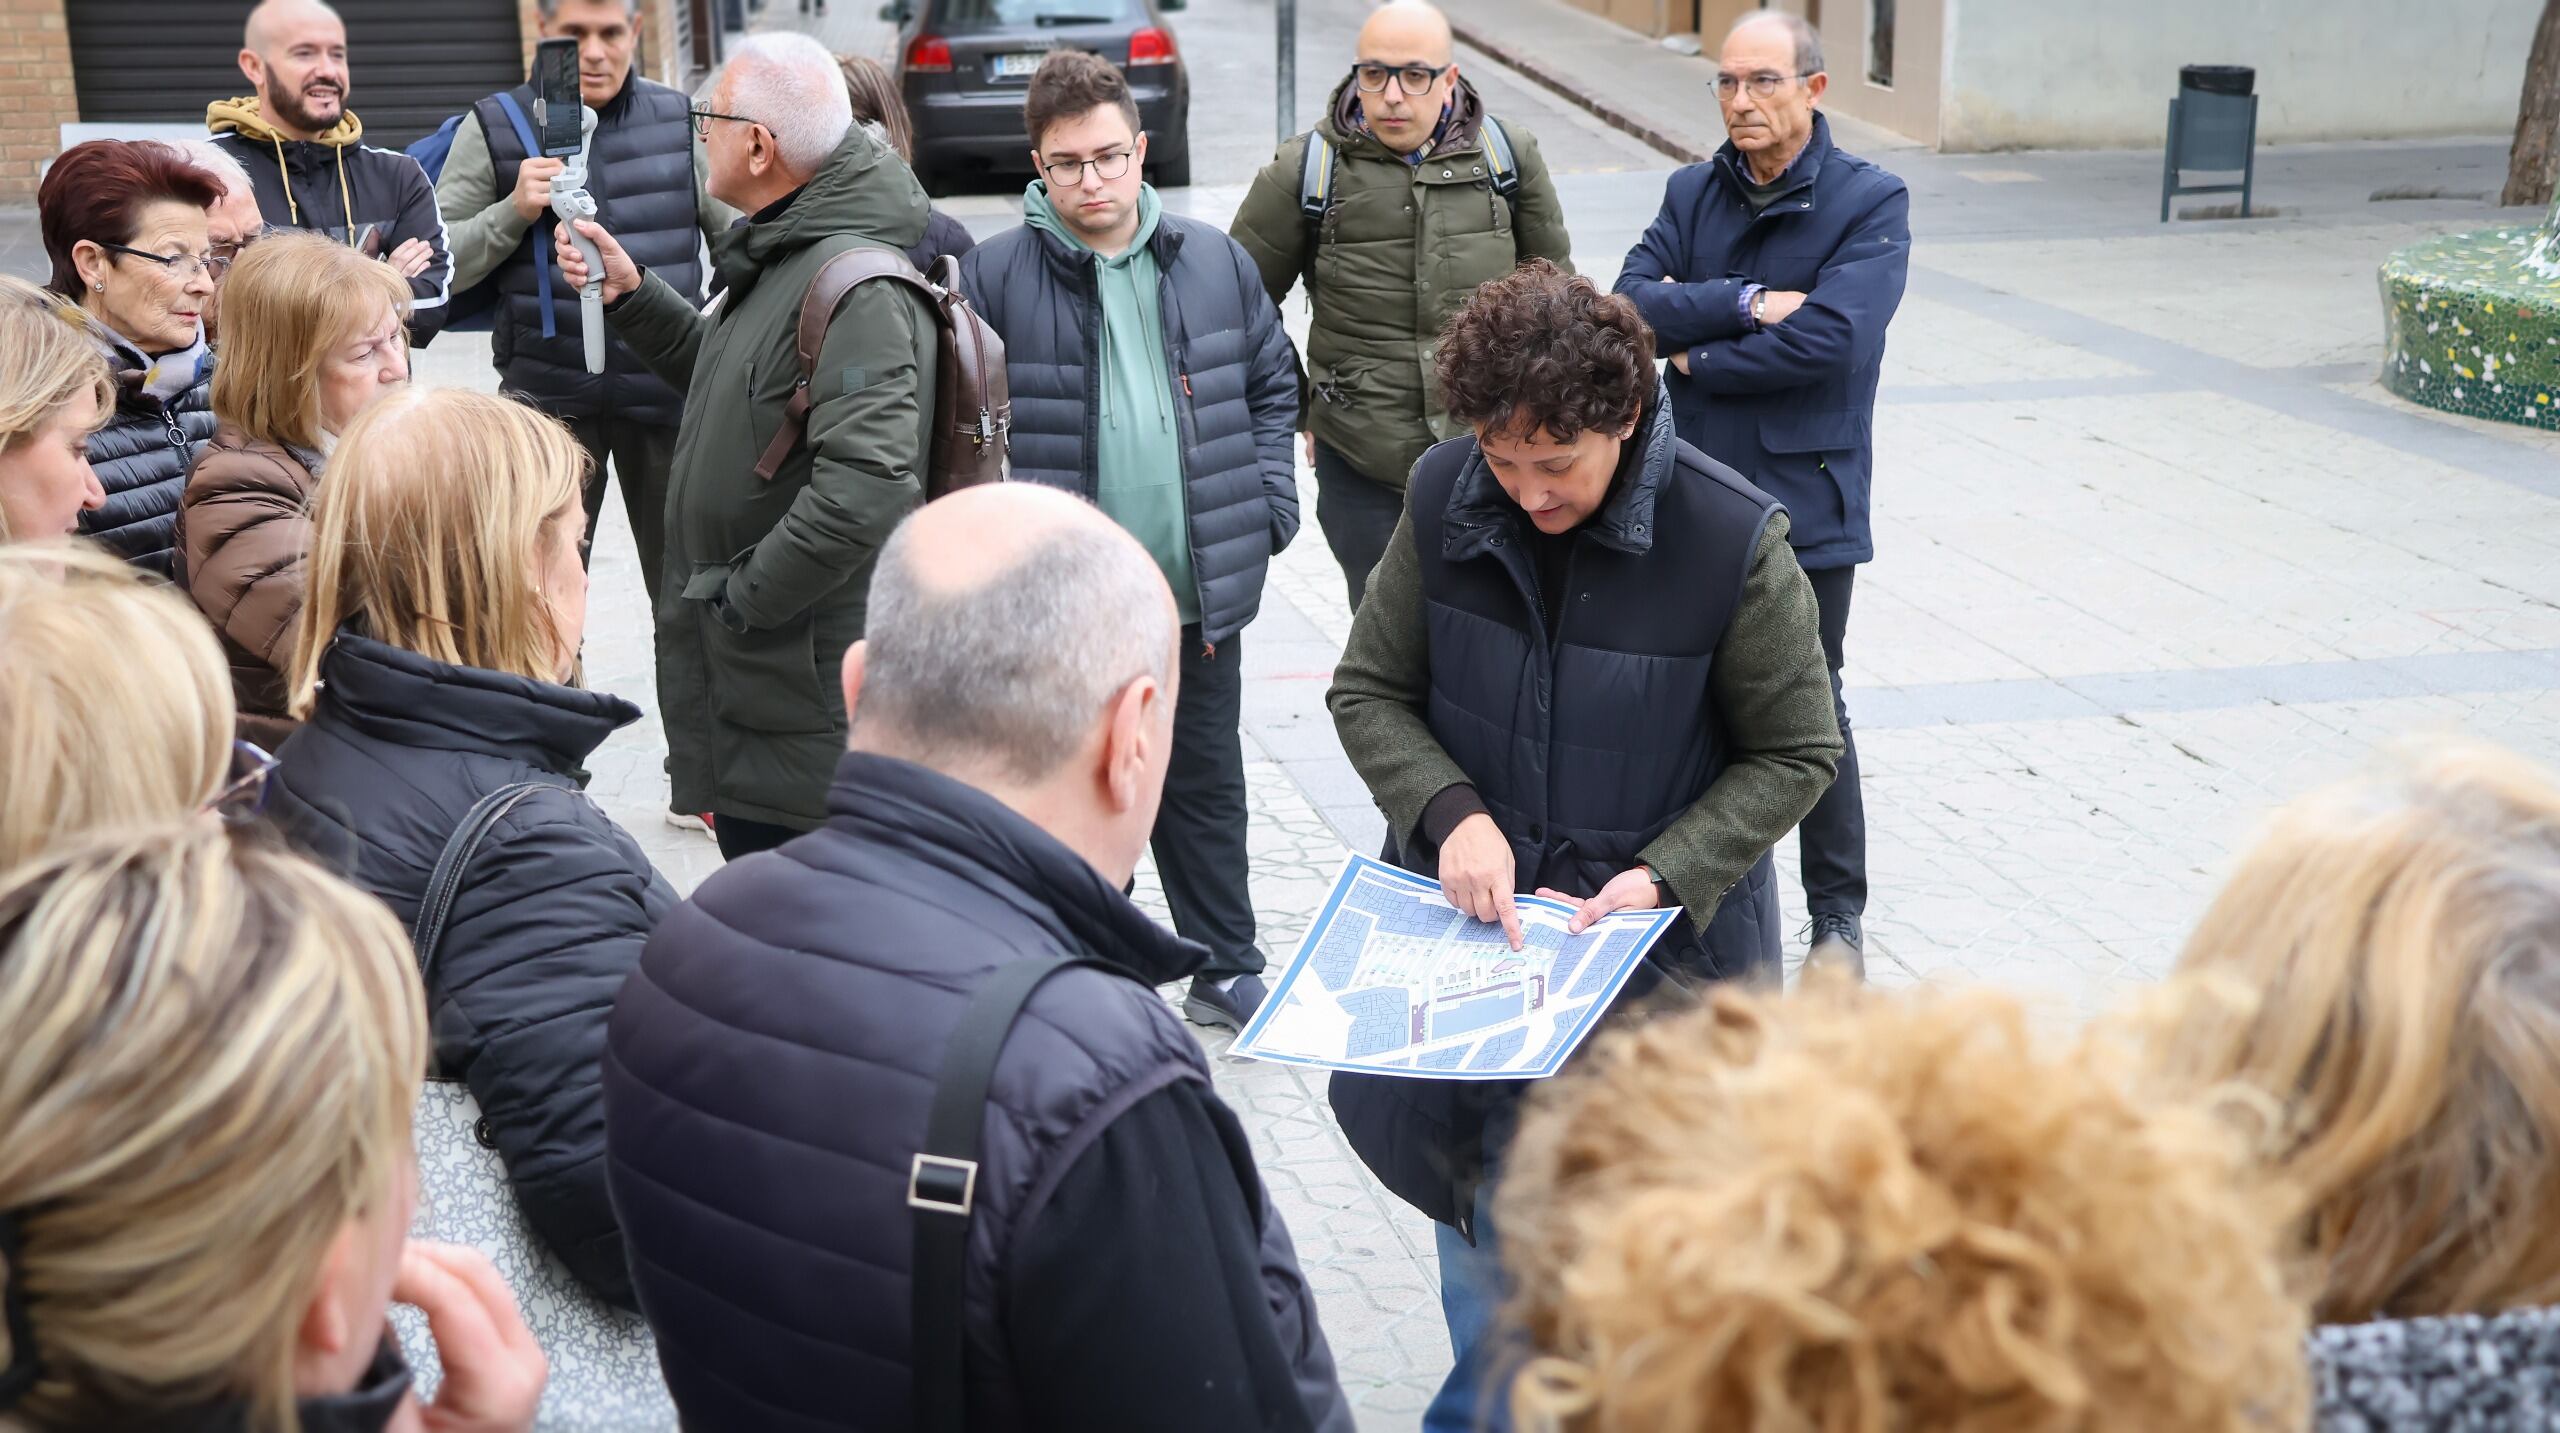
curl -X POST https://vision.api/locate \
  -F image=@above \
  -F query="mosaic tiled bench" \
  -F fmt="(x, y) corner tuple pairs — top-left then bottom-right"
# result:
(2381, 194), (2560, 430)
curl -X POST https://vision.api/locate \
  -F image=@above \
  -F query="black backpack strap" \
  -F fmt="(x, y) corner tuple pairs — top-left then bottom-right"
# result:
(909, 954), (1119, 1433)
(410, 781), (552, 979)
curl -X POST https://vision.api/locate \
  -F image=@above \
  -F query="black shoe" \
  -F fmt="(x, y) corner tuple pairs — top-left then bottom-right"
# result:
(1184, 974), (1266, 1031)
(1803, 912), (1866, 983)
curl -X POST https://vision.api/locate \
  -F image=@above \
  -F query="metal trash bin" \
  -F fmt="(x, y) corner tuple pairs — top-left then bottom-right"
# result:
(2179, 64), (2255, 97)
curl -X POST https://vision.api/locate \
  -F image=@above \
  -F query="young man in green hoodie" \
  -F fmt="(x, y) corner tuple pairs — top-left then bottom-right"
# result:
(956, 51), (1304, 1030)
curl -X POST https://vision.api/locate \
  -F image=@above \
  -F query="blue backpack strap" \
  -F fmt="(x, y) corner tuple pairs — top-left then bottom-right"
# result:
(1479, 115), (1521, 201)
(488, 91), (558, 339)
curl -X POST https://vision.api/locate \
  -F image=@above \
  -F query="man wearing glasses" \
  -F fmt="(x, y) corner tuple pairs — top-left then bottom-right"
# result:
(435, 0), (736, 606)
(954, 50), (1302, 1032)
(1230, 0), (1572, 613)
(1612, 11), (1910, 982)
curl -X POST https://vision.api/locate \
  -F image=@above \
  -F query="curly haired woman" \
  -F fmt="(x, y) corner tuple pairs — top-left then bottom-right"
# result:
(1496, 984), (2309, 1432)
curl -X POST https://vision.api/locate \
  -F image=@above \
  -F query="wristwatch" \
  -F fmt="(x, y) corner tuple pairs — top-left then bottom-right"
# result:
(1644, 864), (1669, 899)
(1750, 289), (1769, 328)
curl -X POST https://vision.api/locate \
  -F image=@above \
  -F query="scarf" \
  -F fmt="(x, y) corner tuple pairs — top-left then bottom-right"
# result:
(68, 302), (209, 406)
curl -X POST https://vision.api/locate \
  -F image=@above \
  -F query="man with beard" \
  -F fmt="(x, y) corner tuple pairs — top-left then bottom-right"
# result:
(207, 0), (453, 344)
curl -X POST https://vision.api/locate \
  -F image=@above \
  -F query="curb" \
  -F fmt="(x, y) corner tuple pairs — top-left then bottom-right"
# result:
(1448, 18), (1713, 165)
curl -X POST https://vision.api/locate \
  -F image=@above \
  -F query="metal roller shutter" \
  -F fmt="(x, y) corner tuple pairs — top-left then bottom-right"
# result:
(70, 0), (525, 151)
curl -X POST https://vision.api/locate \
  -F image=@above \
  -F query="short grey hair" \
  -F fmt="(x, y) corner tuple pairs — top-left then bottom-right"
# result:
(1730, 11), (1824, 76)
(716, 32), (856, 176)
(158, 138), (253, 197)
(535, 0), (639, 16)
(856, 511), (1175, 785)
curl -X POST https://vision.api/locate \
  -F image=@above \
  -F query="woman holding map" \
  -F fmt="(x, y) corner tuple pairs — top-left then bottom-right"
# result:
(1324, 260), (1842, 1433)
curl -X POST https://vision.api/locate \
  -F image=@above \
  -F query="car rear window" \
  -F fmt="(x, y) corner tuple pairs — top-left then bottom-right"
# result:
(932, 0), (1139, 29)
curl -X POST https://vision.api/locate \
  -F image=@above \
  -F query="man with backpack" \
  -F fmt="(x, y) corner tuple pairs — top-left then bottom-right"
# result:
(432, 0), (735, 602)
(1228, 0), (1573, 611)
(552, 32), (942, 861)
(955, 51), (1300, 1030)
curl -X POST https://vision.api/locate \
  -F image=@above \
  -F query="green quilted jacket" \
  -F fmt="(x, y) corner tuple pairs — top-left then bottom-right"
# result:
(1229, 76), (1573, 490)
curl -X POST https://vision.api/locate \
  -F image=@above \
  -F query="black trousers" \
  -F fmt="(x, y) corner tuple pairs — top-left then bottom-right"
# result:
(715, 814), (801, 862)
(1313, 440), (1407, 613)
(1800, 564), (1866, 919)
(564, 414), (676, 597)
(1154, 626), (1265, 979)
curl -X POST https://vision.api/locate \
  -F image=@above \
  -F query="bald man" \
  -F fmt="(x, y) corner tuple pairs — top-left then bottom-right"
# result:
(1612, 11), (1909, 981)
(1230, 0), (1573, 612)
(207, 0), (454, 344)
(605, 484), (1354, 1433)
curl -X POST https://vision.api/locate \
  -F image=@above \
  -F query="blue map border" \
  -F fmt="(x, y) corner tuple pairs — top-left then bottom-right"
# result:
(1231, 853), (1682, 1081)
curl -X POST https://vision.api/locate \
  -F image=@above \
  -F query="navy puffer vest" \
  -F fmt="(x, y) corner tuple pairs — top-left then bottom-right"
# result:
(604, 752), (1349, 1432)
(481, 75), (699, 426)
(1333, 389), (1781, 1234)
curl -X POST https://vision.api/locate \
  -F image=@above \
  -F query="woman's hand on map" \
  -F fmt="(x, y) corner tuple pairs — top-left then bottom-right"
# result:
(1439, 813), (1523, 952)
(1537, 866), (1663, 936)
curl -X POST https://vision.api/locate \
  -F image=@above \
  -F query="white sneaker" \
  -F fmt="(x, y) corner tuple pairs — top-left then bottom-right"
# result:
(665, 809), (716, 840)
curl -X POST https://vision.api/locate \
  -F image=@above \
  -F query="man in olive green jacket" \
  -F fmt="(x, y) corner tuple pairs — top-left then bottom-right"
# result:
(1229, 0), (1573, 611)
(556, 33), (937, 859)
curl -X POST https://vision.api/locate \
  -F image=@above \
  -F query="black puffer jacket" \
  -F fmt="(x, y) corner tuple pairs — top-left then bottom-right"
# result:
(957, 209), (1300, 645)
(79, 347), (215, 576)
(271, 632), (672, 1309)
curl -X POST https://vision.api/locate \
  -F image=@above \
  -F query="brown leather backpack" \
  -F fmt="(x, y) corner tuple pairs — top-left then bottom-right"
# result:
(750, 249), (1010, 498)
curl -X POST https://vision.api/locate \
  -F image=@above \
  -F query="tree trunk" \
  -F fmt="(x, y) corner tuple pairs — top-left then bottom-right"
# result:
(2507, 0), (2560, 207)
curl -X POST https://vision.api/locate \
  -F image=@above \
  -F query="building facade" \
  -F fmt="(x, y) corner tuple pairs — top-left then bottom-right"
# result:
(0, 0), (718, 201)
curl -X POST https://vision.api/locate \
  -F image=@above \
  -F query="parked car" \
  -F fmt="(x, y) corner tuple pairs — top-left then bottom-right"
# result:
(883, 0), (1193, 191)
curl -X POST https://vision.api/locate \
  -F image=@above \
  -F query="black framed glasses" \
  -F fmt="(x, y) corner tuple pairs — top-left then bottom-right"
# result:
(1713, 69), (1817, 100)
(689, 107), (759, 141)
(208, 226), (272, 279)
(1039, 149), (1136, 188)
(207, 740), (279, 823)
(97, 242), (218, 283)
(1353, 61), (1453, 96)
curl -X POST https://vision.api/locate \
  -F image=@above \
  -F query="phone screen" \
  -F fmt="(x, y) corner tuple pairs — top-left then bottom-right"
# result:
(534, 38), (583, 156)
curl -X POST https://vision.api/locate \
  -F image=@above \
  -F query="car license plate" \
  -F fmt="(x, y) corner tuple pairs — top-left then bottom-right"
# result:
(992, 52), (1046, 79)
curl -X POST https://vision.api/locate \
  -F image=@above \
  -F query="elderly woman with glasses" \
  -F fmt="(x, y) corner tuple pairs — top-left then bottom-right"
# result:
(35, 140), (228, 577)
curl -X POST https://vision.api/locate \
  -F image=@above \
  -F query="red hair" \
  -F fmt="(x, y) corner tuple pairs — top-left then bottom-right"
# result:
(38, 140), (225, 299)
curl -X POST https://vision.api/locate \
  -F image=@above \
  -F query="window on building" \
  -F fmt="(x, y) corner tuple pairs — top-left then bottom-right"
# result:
(1867, 0), (1894, 87)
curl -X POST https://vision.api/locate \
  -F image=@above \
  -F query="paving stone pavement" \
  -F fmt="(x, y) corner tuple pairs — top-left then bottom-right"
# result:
(7, 6), (2556, 1413)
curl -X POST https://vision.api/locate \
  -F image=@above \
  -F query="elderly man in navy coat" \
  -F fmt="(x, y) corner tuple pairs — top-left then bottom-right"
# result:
(1613, 10), (1908, 979)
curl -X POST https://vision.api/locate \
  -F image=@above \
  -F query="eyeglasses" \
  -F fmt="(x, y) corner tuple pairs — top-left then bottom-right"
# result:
(207, 740), (279, 823)
(689, 107), (759, 141)
(97, 242), (219, 283)
(1040, 149), (1135, 188)
(1713, 69), (1817, 100)
(1353, 61), (1453, 96)
(208, 227), (272, 278)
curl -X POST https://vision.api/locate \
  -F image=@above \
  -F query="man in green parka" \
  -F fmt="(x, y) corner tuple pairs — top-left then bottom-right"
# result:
(1229, 0), (1573, 611)
(556, 32), (938, 859)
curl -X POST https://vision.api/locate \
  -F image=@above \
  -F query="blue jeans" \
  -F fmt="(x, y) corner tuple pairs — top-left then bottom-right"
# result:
(1425, 1181), (1515, 1433)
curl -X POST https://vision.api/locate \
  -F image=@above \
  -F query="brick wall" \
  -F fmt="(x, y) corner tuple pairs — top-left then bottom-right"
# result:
(0, 0), (75, 201)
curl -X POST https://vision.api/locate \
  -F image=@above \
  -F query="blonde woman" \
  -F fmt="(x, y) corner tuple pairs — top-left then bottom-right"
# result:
(0, 277), (112, 544)
(177, 231), (411, 747)
(2160, 741), (2560, 1423)
(0, 824), (544, 1431)
(274, 388), (673, 1311)
(0, 542), (275, 871)
(1495, 985), (2309, 1432)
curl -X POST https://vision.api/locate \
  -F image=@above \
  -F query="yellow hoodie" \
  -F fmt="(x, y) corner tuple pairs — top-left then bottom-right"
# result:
(205, 95), (364, 236)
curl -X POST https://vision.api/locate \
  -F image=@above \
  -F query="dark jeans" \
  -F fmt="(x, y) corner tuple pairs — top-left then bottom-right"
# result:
(1312, 440), (1406, 613)
(714, 814), (800, 862)
(1800, 563), (1866, 919)
(1154, 627), (1265, 979)
(564, 415), (676, 597)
